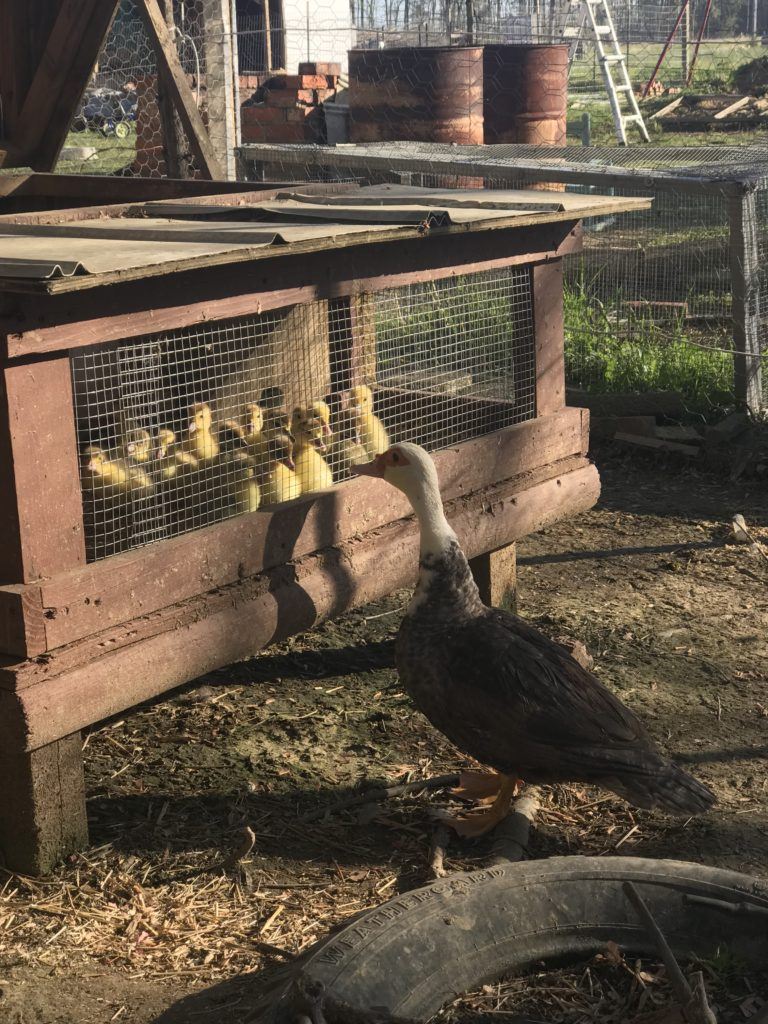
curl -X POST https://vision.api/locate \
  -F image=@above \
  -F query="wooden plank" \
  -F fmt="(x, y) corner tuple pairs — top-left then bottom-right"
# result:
(614, 432), (700, 456)
(649, 95), (685, 120)
(713, 95), (751, 120)
(532, 260), (566, 417)
(0, 585), (46, 658)
(0, 723), (87, 874)
(0, 359), (87, 583)
(2, 408), (588, 663)
(0, 217), (583, 299)
(137, 0), (224, 180)
(0, 182), (357, 225)
(469, 543), (517, 612)
(4, 222), (582, 357)
(10, 459), (599, 749)
(9, 0), (120, 170)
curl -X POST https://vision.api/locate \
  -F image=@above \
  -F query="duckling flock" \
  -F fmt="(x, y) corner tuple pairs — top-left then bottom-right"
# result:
(80, 385), (390, 528)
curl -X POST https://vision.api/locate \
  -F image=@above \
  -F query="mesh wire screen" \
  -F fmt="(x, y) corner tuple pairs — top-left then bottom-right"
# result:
(241, 141), (768, 411)
(48, 0), (768, 179)
(72, 267), (535, 561)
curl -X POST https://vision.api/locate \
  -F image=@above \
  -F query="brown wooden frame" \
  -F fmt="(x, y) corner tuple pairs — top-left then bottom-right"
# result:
(0, 186), (590, 873)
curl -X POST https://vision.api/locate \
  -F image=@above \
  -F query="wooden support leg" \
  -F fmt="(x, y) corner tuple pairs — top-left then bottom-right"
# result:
(0, 732), (88, 875)
(469, 542), (517, 613)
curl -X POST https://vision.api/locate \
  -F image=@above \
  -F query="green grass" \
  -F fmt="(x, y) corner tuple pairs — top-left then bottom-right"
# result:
(563, 282), (735, 409)
(569, 39), (765, 94)
(56, 128), (137, 176)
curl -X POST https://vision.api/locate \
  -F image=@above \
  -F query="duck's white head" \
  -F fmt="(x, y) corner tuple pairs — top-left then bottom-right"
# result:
(352, 443), (455, 557)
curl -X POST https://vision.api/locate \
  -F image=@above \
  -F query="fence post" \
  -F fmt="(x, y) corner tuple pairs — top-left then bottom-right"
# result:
(728, 188), (763, 414)
(203, 0), (238, 180)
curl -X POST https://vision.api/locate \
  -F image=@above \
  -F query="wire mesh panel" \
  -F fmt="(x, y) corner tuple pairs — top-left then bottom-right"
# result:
(71, 268), (536, 562)
(241, 141), (768, 411)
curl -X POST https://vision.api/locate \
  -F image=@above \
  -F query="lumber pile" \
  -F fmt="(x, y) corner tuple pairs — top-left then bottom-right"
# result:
(586, 398), (768, 480)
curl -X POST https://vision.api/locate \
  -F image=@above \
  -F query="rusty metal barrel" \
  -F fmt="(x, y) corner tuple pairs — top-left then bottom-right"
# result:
(348, 47), (484, 145)
(483, 44), (569, 145)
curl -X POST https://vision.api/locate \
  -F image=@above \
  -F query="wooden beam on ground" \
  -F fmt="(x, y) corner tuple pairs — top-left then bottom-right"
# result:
(138, 0), (224, 180)
(470, 543), (517, 613)
(714, 95), (751, 120)
(9, 0), (120, 170)
(649, 95), (684, 120)
(4, 460), (599, 750)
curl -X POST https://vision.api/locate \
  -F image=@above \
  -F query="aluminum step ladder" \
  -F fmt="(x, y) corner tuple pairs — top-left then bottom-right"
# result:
(562, 0), (650, 145)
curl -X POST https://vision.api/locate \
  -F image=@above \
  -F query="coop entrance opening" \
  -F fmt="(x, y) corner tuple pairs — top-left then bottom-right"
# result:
(71, 267), (537, 562)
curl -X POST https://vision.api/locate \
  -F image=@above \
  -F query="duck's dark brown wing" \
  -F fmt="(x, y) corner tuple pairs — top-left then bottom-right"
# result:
(398, 609), (714, 813)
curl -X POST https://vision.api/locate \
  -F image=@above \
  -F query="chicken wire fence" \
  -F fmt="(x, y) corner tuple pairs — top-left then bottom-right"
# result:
(52, 0), (768, 179)
(71, 266), (536, 561)
(239, 140), (768, 413)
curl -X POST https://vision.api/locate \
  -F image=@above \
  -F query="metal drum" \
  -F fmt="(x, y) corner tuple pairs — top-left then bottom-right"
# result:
(483, 44), (569, 146)
(349, 47), (484, 145)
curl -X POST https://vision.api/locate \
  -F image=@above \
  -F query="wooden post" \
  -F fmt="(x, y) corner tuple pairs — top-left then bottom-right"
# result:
(264, 0), (273, 74)
(156, 0), (190, 180)
(2, 0), (120, 170)
(202, 0), (238, 180)
(469, 543), (517, 612)
(0, 723), (88, 876)
(532, 259), (567, 417)
(680, 0), (690, 87)
(728, 191), (763, 414)
(0, 358), (87, 583)
(138, 0), (224, 180)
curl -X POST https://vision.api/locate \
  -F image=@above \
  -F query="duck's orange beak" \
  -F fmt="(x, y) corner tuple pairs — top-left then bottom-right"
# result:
(351, 455), (385, 478)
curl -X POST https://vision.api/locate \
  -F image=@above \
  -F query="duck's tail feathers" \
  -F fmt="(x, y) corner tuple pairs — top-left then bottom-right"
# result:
(613, 761), (715, 815)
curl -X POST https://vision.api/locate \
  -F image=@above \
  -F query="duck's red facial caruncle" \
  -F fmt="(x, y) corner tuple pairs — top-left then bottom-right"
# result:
(351, 446), (411, 478)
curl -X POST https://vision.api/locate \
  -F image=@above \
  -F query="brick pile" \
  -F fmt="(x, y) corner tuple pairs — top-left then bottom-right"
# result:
(240, 62), (342, 143)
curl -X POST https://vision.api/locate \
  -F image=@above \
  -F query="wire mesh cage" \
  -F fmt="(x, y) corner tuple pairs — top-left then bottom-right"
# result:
(71, 266), (536, 561)
(239, 141), (768, 412)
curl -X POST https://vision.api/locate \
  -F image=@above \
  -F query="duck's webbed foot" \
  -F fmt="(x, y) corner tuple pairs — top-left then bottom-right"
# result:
(439, 774), (522, 837)
(450, 770), (507, 802)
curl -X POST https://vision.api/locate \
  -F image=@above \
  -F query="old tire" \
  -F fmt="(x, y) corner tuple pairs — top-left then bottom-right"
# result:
(270, 855), (768, 1022)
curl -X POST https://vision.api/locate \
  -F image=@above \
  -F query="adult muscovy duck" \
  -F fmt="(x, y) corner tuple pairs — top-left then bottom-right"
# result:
(353, 442), (715, 835)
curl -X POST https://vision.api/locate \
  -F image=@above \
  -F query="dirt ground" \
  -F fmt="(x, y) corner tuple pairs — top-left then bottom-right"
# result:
(1, 445), (766, 1024)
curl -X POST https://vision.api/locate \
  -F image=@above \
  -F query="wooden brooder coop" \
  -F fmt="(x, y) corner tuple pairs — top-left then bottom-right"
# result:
(0, 175), (649, 874)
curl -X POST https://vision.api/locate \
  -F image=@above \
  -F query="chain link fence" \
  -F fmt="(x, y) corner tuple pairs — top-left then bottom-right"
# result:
(49, 0), (768, 178)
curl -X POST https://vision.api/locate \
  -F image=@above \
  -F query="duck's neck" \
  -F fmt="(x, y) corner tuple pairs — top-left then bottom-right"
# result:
(405, 480), (483, 616)
(408, 481), (457, 560)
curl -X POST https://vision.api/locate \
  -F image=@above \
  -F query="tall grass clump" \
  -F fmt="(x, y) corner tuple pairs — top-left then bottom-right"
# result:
(564, 283), (734, 410)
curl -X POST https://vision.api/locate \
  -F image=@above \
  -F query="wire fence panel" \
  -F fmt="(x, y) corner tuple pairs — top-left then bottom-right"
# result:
(45, 0), (768, 178)
(71, 267), (537, 561)
(238, 141), (768, 411)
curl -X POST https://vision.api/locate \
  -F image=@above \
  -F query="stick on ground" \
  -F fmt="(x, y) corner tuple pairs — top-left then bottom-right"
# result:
(623, 881), (717, 1024)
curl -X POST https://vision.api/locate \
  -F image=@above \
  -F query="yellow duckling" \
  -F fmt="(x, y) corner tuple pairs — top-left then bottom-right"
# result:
(329, 409), (368, 480)
(235, 463), (262, 514)
(291, 407), (334, 493)
(186, 403), (220, 462)
(349, 385), (390, 460)
(258, 434), (301, 505)
(311, 399), (333, 443)
(155, 428), (198, 479)
(121, 428), (153, 464)
(243, 402), (265, 446)
(81, 445), (153, 492)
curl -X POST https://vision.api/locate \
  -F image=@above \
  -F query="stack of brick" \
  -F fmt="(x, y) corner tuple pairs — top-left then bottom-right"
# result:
(240, 62), (342, 144)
